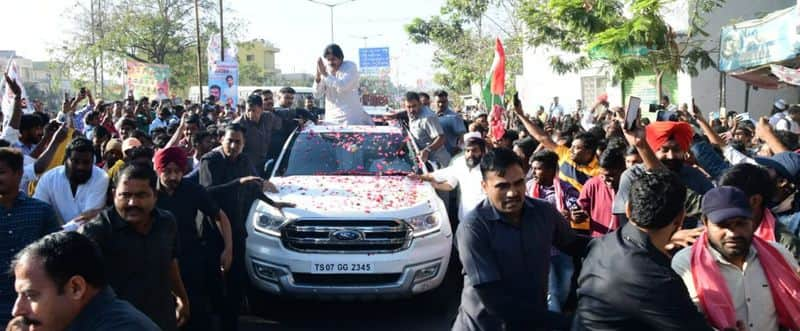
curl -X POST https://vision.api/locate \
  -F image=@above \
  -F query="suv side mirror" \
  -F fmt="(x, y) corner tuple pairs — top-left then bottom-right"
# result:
(263, 159), (275, 179)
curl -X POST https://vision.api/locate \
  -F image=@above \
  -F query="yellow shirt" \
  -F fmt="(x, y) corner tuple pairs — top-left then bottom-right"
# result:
(553, 145), (600, 230)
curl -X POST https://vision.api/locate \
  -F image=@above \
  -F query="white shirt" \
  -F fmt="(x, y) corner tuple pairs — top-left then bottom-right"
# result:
(549, 103), (564, 119)
(769, 111), (787, 127)
(774, 117), (800, 133)
(21, 155), (38, 194)
(671, 241), (799, 331)
(33, 165), (109, 223)
(580, 109), (596, 131)
(430, 155), (485, 221)
(313, 60), (372, 125)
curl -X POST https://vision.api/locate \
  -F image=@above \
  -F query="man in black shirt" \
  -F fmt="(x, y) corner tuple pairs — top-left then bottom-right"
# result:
(80, 164), (190, 331)
(573, 170), (713, 330)
(199, 123), (292, 331)
(154, 146), (233, 331)
(453, 148), (588, 331)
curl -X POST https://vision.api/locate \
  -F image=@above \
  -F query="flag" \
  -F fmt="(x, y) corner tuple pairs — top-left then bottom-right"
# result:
(482, 38), (506, 141)
(1, 59), (30, 127)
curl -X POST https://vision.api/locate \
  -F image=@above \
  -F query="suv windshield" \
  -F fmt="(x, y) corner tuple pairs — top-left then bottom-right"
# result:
(277, 131), (416, 176)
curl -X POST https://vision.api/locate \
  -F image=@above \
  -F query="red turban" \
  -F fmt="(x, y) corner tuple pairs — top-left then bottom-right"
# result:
(153, 147), (188, 173)
(645, 121), (694, 153)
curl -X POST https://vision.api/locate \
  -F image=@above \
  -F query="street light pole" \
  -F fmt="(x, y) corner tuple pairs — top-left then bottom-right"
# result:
(308, 0), (357, 44)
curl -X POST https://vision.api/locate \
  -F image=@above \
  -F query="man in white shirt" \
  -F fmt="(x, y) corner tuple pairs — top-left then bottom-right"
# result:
(549, 96), (564, 120)
(410, 132), (486, 223)
(33, 138), (109, 225)
(774, 104), (800, 134)
(672, 186), (800, 331)
(768, 99), (789, 127)
(313, 44), (372, 125)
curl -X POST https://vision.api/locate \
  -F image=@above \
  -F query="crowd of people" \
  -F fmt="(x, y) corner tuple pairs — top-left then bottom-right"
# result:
(0, 39), (800, 331)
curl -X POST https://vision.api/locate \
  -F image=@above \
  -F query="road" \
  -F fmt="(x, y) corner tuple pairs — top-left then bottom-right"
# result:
(239, 260), (463, 331)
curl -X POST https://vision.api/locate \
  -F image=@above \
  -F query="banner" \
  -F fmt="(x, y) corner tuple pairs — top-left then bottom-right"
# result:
(1, 59), (31, 127)
(207, 34), (238, 106)
(126, 60), (170, 101)
(719, 6), (800, 72)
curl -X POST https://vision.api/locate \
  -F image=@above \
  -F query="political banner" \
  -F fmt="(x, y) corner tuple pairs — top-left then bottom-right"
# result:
(208, 61), (239, 107)
(125, 60), (170, 101)
(207, 34), (238, 106)
(1, 59), (31, 127)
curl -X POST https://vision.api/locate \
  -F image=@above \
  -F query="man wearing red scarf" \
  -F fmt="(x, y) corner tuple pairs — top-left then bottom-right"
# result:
(672, 186), (800, 331)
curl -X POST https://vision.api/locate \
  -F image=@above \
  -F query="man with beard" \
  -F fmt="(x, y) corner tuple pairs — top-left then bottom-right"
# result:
(199, 123), (293, 331)
(574, 170), (714, 330)
(671, 186), (800, 331)
(753, 151), (800, 237)
(410, 132), (486, 225)
(452, 148), (587, 331)
(79, 164), (190, 331)
(14, 114), (44, 156)
(154, 147), (233, 331)
(611, 121), (712, 250)
(573, 148), (626, 238)
(11, 232), (159, 330)
(33, 138), (109, 225)
(0, 148), (60, 327)
(718, 163), (800, 262)
(405, 92), (450, 167)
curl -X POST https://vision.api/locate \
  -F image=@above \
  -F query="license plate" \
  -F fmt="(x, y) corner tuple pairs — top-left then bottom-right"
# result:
(311, 262), (375, 274)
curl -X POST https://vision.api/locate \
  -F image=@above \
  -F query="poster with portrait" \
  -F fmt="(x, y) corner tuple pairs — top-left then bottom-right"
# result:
(126, 60), (170, 101)
(207, 34), (239, 107)
(208, 61), (238, 107)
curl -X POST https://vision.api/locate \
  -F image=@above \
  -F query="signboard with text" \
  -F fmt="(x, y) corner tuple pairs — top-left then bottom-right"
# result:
(359, 47), (390, 75)
(126, 60), (170, 101)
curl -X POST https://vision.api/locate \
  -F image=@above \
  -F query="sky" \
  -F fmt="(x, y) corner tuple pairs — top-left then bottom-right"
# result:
(2, 0), (444, 88)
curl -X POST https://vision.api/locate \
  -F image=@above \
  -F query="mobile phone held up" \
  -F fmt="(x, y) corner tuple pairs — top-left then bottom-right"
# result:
(625, 96), (641, 131)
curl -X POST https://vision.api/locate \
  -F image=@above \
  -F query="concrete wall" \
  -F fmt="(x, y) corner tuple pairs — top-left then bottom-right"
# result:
(687, 0), (798, 118)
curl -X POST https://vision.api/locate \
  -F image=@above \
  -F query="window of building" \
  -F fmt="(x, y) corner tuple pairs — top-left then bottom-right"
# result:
(581, 76), (608, 105)
(246, 55), (255, 62)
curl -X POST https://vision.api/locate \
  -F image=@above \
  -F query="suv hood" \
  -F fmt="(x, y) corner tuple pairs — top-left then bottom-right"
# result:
(266, 176), (438, 218)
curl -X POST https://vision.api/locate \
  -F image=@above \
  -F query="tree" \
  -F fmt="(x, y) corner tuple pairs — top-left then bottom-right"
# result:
(52, 0), (246, 99)
(405, 0), (524, 97)
(519, 0), (723, 98)
(239, 61), (266, 86)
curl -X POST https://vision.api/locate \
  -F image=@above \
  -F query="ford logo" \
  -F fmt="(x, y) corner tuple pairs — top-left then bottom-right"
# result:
(331, 230), (362, 241)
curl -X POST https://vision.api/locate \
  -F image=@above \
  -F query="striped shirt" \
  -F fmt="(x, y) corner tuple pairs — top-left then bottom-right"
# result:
(0, 195), (60, 325)
(553, 145), (600, 192)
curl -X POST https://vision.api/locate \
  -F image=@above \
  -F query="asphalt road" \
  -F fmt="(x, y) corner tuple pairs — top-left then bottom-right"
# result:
(239, 260), (463, 331)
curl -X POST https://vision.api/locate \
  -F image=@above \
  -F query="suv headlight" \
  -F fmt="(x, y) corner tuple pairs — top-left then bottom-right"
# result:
(253, 203), (290, 237)
(405, 213), (441, 237)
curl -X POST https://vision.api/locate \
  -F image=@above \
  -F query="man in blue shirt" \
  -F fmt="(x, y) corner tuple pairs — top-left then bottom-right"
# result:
(10, 231), (159, 330)
(434, 90), (467, 157)
(0, 147), (60, 325)
(453, 148), (588, 331)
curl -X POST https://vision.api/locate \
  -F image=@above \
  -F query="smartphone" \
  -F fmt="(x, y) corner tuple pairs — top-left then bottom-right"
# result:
(513, 92), (522, 109)
(625, 96), (641, 131)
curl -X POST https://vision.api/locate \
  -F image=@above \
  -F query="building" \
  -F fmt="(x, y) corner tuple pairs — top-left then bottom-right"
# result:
(517, 0), (798, 119)
(237, 39), (281, 76)
(0, 51), (34, 83)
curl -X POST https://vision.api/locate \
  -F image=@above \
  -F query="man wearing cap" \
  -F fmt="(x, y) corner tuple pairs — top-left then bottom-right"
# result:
(100, 138), (123, 170)
(410, 132), (486, 225)
(154, 147), (233, 331)
(612, 121), (713, 247)
(671, 186), (800, 331)
(769, 98), (790, 127)
(232, 94), (280, 177)
(106, 137), (142, 181)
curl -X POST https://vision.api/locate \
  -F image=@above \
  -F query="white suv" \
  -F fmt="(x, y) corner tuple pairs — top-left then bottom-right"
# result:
(245, 125), (452, 299)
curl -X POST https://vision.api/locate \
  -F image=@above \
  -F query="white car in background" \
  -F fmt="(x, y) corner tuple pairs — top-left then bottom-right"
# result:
(245, 125), (452, 300)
